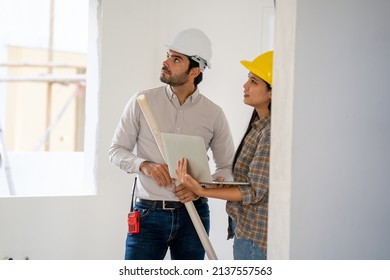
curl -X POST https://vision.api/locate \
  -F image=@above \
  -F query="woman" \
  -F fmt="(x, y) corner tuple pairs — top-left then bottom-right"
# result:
(175, 51), (273, 260)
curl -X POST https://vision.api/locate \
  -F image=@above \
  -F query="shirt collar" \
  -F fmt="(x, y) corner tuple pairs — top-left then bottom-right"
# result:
(165, 85), (200, 103)
(252, 114), (271, 131)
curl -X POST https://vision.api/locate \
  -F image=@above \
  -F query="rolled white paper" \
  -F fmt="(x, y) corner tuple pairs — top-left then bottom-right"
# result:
(136, 94), (166, 162)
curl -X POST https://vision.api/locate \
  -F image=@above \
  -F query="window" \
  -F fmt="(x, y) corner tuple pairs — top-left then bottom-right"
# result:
(0, 0), (94, 196)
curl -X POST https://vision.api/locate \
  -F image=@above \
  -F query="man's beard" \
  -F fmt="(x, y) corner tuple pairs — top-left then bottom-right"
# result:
(160, 67), (189, 87)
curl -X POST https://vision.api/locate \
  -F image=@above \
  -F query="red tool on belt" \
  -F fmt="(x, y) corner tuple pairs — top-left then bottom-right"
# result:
(128, 177), (140, 234)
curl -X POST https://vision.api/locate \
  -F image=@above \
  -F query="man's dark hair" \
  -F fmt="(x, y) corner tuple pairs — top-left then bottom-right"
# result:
(186, 55), (203, 86)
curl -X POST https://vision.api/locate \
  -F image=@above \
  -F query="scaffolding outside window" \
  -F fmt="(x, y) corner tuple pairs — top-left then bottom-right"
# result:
(1, 48), (86, 152)
(0, 0), (90, 197)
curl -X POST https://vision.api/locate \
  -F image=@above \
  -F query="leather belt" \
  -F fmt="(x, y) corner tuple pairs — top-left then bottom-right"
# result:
(136, 197), (208, 210)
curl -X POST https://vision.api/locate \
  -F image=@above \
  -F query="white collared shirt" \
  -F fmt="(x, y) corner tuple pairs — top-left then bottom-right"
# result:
(109, 85), (235, 200)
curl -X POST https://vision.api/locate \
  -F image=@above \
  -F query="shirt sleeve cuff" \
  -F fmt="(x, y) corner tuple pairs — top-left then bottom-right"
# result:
(133, 158), (148, 173)
(239, 185), (252, 205)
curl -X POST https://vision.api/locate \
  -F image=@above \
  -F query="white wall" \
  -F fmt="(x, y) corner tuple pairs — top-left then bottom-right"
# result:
(0, 0), (274, 259)
(268, 0), (390, 259)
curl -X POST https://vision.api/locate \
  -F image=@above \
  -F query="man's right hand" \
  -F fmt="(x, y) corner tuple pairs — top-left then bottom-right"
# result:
(139, 161), (174, 187)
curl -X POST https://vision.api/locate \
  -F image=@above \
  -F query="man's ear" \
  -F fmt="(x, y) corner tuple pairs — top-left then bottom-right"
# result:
(189, 67), (201, 78)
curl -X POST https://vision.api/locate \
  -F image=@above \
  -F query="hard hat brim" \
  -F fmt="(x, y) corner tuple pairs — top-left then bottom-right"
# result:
(163, 44), (211, 70)
(240, 60), (272, 86)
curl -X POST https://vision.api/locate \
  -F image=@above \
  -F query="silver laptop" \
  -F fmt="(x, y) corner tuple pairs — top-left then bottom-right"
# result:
(161, 132), (249, 185)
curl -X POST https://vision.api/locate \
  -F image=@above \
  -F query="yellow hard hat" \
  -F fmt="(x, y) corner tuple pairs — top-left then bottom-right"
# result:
(240, 51), (273, 87)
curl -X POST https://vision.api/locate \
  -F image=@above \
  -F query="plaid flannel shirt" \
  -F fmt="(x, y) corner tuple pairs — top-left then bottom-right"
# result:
(226, 114), (271, 255)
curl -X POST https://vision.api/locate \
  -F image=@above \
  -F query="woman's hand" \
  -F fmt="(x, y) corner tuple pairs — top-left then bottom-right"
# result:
(175, 158), (204, 197)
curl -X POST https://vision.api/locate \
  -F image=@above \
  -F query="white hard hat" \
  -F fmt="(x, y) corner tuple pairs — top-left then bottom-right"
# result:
(164, 28), (212, 72)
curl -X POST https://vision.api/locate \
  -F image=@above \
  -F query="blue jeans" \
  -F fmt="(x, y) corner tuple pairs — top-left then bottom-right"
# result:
(233, 237), (267, 260)
(230, 220), (267, 260)
(125, 200), (210, 260)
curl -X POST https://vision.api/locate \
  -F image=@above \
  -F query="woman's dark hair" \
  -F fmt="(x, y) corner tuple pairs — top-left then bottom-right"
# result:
(186, 55), (203, 86)
(266, 82), (272, 111)
(232, 82), (272, 171)
(232, 109), (259, 171)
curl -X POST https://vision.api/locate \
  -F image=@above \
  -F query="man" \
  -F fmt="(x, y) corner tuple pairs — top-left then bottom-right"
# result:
(109, 28), (235, 260)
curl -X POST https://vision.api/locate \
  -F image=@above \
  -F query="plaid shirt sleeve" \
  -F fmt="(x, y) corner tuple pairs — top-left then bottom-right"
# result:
(237, 117), (270, 205)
